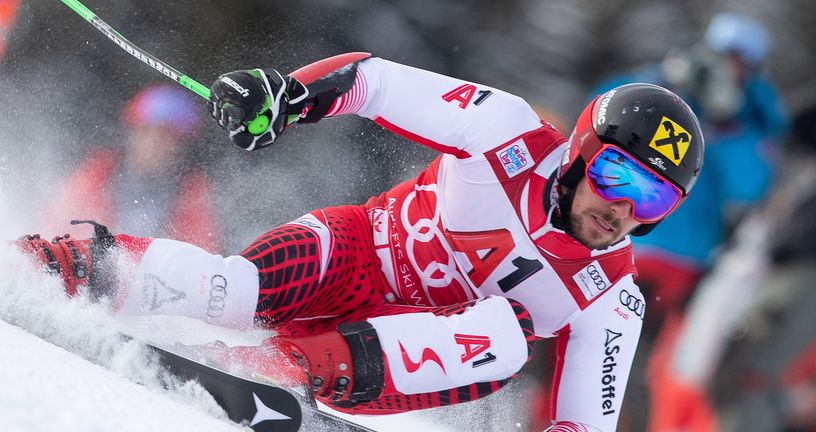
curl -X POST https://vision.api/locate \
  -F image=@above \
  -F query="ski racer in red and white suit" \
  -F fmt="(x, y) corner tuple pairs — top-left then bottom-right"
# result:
(18, 53), (704, 432)
(346, 57), (644, 431)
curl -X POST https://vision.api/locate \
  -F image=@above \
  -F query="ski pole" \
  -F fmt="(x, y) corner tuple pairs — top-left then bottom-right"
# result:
(60, 0), (211, 100)
(59, 0), (270, 134)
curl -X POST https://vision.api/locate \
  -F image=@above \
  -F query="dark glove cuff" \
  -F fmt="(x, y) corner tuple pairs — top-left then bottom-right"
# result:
(296, 60), (361, 124)
(298, 91), (339, 124)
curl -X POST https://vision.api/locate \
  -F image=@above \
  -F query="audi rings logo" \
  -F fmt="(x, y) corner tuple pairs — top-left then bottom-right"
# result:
(207, 275), (228, 318)
(400, 185), (470, 299)
(587, 265), (607, 290)
(573, 260), (612, 300)
(619, 290), (645, 319)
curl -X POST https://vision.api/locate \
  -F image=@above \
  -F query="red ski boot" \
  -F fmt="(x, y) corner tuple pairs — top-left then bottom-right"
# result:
(183, 322), (386, 409)
(269, 322), (385, 408)
(16, 220), (151, 299)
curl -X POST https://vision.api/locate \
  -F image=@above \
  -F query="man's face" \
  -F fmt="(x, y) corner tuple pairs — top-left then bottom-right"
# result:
(569, 177), (641, 249)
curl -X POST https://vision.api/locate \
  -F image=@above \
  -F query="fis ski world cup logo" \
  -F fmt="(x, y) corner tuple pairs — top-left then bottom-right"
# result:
(497, 141), (531, 178)
(648, 116), (692, 166)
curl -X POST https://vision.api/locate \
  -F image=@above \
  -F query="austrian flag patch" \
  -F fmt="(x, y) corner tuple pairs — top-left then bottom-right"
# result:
(497, 141), (532, 178)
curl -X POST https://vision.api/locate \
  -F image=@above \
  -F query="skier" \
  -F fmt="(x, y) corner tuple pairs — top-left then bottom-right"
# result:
(16, 53), (703, 431)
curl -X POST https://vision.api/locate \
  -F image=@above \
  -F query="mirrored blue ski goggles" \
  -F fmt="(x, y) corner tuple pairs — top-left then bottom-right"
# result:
(586, 145), (683, 223)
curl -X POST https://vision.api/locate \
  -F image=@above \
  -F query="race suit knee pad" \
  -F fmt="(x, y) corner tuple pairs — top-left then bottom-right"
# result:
(117, 238), (260, 329)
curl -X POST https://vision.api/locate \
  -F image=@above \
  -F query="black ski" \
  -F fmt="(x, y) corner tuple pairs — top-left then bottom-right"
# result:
(142, 341), (303, 432)
(139, 339), (376, 432)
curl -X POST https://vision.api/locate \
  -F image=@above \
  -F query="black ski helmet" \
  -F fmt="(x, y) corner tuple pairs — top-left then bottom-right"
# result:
(558, 83), (704, 236)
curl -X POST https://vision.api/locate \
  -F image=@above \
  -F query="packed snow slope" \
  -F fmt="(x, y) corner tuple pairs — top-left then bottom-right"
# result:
(0, 319), (242, 432)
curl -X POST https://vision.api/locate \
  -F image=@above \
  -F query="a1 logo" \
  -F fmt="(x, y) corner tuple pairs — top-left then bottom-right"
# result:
(455, 333), (497, 368)
(442, 84), (493, 109)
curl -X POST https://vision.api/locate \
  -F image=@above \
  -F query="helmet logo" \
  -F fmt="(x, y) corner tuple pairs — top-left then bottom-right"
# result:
(648, 116), (692, 166)
(648, 157), (668, 171)
(595, 89), (617, 126)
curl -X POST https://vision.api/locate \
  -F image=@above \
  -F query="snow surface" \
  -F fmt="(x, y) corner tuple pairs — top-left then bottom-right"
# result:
(0, 319), (241, 432)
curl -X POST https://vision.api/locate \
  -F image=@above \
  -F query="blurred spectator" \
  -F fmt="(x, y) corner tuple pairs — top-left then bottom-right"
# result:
(595, 12), (788, 319)
(582, 11), (788, 431)
(0, 0), (20, 61)
(40, 84), (221, 251)
(649, 101), (816, 432)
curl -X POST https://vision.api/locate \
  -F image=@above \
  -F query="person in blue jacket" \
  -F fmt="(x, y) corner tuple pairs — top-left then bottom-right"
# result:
(587, 11), (788, 430)
(592, 11), (788, 319)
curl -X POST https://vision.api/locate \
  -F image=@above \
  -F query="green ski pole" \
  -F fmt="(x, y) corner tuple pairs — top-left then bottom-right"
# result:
(60, 0), (270, 135)
(60, 0), (210, 100)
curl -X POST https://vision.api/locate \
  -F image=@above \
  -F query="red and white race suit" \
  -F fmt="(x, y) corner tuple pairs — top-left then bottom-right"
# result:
(113, 57), (644, 431)
(338, 58), (644, 431)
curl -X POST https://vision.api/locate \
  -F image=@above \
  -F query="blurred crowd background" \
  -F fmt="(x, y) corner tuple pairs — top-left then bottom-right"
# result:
(2, 1), (816, 431)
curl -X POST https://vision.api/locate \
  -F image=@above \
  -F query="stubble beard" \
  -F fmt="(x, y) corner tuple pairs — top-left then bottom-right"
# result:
(569, 208), (620, 250)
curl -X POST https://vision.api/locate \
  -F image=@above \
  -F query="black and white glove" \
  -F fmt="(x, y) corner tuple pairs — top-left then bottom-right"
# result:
(210, 68), (308, 151)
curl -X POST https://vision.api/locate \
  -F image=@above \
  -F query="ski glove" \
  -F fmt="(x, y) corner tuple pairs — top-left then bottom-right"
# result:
(210, 68), (308, 151)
